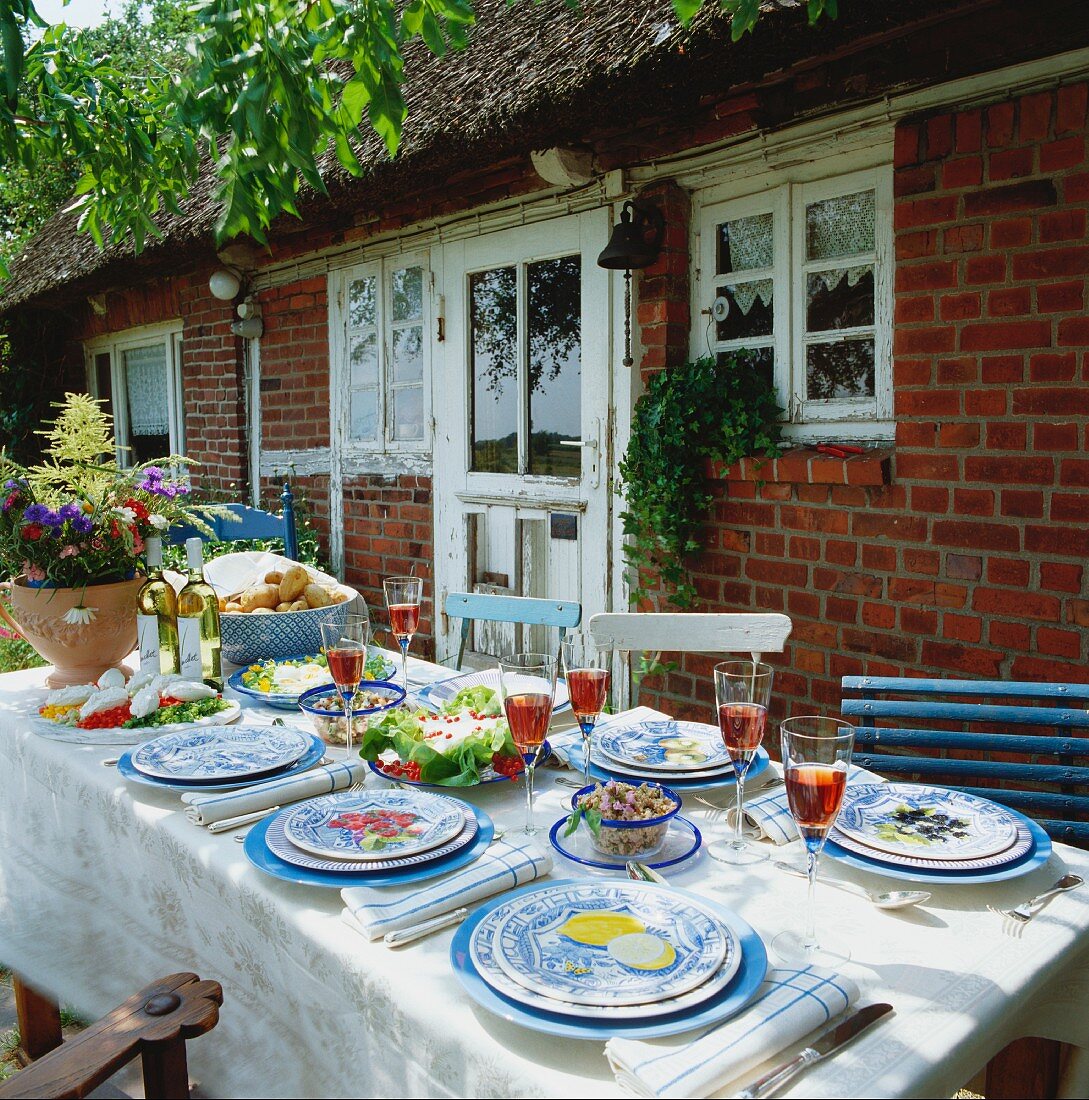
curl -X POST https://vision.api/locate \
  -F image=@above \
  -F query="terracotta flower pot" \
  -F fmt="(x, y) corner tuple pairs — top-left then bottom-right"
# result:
(0, 575), (144, 688)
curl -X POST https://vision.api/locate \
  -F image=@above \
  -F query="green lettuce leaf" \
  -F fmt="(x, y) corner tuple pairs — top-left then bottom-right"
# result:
(441, 685), (501, 716)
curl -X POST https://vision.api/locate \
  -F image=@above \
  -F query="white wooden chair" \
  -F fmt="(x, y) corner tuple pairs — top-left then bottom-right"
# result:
(587, 612), (792, 706)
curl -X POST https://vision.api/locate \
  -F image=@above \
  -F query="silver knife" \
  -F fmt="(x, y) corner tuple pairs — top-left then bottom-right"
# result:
(734, 1003), (893, 1098)
(626, 860), (668, 885)
(383, 907), (470, 947)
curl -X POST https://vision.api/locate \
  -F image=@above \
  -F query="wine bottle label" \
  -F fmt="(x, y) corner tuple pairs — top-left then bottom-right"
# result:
(136, 614), (160, 675)
(178, 617), (203, 680)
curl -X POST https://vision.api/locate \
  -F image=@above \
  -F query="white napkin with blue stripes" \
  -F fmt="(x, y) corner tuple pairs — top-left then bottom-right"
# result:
(606, 965), (860, 1098)
(181, 760), (369, 825)
(727, 765), (886, 845)
(340, 838), (552, 940)
(548, 706), (674, 770)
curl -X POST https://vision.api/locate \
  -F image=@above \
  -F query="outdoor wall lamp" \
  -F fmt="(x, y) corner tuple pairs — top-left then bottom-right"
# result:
(209, 266), (243, 301)
(597, 199), (665, 368)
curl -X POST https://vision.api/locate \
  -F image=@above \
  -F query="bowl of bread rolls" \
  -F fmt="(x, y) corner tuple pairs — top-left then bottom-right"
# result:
(217, 562), (366, 665)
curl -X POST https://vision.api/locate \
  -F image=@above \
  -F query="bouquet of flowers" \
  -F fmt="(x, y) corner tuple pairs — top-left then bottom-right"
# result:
(0, 393), (218, 623)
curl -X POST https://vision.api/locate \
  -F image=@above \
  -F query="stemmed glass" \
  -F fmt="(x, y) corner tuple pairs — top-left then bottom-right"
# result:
(383, 575), (422, 694)
(498, 653), (557, 837)
(708, 660), (774, 865)
(319, 614), (370, 756)
(561, 632), (611, 787)
(773, 716), (855, 966)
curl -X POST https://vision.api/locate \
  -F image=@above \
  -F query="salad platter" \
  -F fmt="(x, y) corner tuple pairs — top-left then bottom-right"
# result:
(228, 648), (396, 710)
(419, 669), (571, 714)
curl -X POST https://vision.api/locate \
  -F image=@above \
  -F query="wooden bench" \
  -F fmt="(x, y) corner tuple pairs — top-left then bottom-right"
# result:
(0, 973), (222, 1100)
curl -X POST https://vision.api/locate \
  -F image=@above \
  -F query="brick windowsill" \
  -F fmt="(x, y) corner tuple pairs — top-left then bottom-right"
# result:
(706, 447), (893, 487)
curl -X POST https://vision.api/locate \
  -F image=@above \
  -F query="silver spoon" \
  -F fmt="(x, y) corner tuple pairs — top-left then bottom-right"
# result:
(774, 861), (930, 910)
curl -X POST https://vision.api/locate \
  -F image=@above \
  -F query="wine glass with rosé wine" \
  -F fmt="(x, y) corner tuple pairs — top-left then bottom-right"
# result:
(383, 575), (423, 694)
(774, 716), (855, 966)
(561, 632), (611, 786)
(319, 614), (370, 756)
(499, 653), (557, 837)
(708, 660), (774, 866)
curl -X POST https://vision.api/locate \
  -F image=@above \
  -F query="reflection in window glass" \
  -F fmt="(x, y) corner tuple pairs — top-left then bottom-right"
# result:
(718, 346), (774, 392)
(806, 190), (875, 262)
(717, 213), (773, 274)
(391, 267), (423, 322)
(470, 266), (518, 472)
(806, 339), (875, 399)
(392, 386), (424, 441)
(392, 326), (423, 383)
(350, 389), (378, 441)
(122, 344), (170, 465)
(715, 281), (773, 341)
(349, 276), (377, 327)
(349, 334), (379, 388)
(528, 256), (581, 477)
(806, 268), (875, 332)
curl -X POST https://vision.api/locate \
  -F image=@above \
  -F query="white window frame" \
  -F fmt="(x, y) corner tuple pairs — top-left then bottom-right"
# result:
(696, 165), (893, 440)
(330, 251), (432, 458)
(83, 320), (185, 467)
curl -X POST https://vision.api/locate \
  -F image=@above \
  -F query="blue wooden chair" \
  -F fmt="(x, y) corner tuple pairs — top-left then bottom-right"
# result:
(443, 592), (582, 670)
(841, 676), (1089, 844)
(168, 480), (299, 561)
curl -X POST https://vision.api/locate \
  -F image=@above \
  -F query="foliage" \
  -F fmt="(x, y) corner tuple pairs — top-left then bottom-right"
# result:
(0, 393), (219, 591)
(0, 0), (834, 273)
(619, 354), (783, 608)
(0, 626), (46, 672)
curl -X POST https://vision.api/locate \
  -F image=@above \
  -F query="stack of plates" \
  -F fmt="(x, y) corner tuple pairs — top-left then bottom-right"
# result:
(825, 783), (1052, 884)
(582, 717), (770, 792)
(118, 725), (325, 792)
(452, 879), (768, 1040)
(244, 788), (495, 888)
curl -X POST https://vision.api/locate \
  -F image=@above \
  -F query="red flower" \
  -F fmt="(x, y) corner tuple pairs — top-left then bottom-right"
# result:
(125, 497), (150, 522)
(109, 519), (121, 539)
(22, 523), (43, 541)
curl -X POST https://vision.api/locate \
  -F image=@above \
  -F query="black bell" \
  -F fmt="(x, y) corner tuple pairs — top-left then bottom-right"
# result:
(597, 200), (665, 270)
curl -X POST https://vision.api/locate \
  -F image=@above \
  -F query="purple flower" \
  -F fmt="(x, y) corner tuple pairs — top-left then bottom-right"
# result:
(41, 509), (64, 528)
(142, 466), (164, 483)
(71, 515), (93, 535)
(57, 503), (82, 522)
(22, 503), (50, 523)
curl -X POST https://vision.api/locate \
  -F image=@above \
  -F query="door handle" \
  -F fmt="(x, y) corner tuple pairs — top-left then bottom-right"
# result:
(559, 418), (601, 490)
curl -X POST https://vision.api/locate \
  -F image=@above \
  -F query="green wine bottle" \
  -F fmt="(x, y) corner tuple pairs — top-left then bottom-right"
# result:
(136, 536), (180, 676)
(177, 537), (223, 689)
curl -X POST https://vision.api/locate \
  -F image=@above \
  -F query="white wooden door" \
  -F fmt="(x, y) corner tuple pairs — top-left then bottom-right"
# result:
(433, 210), (612, 663)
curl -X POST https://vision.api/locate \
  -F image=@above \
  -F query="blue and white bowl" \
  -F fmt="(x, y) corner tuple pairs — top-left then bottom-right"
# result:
(220, 586), (365, 664)
(569, 781), (681, 859)
(298, 680), (406, 745)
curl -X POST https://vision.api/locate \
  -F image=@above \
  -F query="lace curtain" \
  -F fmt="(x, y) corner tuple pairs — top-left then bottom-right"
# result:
(722, 214), (774, 316)
(123, 343), (170, 436)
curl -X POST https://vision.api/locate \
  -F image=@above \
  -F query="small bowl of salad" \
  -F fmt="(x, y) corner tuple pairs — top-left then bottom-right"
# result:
(298, 681), (406, 745)
(229, 649), (395, 710)
(564, 780), (681, 858)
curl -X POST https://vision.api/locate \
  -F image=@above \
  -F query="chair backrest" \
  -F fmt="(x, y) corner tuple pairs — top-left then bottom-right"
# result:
(168, 481), (299, 561)
(443, 592), (582, 669)
(588, 613), (792, 661)
(841, 675), (1089, 845)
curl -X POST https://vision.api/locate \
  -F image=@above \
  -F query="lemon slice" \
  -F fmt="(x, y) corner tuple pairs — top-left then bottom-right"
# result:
(607, 932), (677, 971)
(558, 911), (644, 946)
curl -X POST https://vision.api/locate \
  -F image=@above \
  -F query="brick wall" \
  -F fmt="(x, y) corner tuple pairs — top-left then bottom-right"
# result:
(640, 80), (1089, 723)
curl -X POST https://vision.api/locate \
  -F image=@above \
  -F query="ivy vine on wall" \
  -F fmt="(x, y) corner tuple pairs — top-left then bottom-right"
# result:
(619, 353), (784, 608)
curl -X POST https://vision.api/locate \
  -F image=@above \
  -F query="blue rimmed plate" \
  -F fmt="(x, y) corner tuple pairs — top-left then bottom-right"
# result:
(129, 725), (312, 783)
(825, 811), (1052, 885)
(451, 880), (768, 1039)
(244, 802), (495, 888)
(228, 649), (397, 710)
(598, 719), (731, 773)
(282, 788), (466, 861)
(491, 880), (728, 1006)
(583, 747), (770, 791)
(419, 670), (571, 714)
(549, 815), (702, 873)
(117, 733), (325, 792)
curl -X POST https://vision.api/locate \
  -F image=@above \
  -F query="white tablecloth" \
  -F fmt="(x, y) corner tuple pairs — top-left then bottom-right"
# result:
(1, 658), (1089, 1098)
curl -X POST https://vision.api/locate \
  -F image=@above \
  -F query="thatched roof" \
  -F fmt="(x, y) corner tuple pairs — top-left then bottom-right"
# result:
(1, 0), (965, 311)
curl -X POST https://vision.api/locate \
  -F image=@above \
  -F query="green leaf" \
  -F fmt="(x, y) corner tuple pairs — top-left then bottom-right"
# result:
(672, 0), (702, 25)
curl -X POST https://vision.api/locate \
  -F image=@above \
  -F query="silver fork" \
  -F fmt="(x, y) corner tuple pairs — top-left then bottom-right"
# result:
(988, 873), (1083, 934)
(694, 775), (784, 812)
(233, 780), (367, 841)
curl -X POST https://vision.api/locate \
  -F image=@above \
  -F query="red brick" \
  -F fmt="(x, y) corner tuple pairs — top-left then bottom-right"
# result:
(956, 109), (982, 153)
(989, 620), (1031, 650)
(888, 578), (966, 607)
(1000, 490), (1044, 518)
(990, 217), (1031, 248)
(981, 355), (1024, 384)
(901, 607), (938, 634)
(896, 231), (938, 260)
(985, 102), (1015, 147)
(896, 295), (935, 323)
(1044, 564), (1083, 594)
(1033, 422), (1079, 451)
(1040, 209), (1086, 244)
(1018, 91), (1052, 142)
(911, 486), (949, 513)
(989, 147), (1034, 180)
(1014, 387), (1089, 416)
(894, 165), (938, 198)
(964, 456), (1054, 485)
(926, 115), (953, 159)
(964, 180), (1058, 217)
(939, 292), (981, 320)
(945, 553), (982, 580)
(1036, 627), (1082, 660)
(894, 359), (933, 386)
(943, 613), (982, 644)
(1037, 281), (1083, 312)
(895, 196), (958, 229)
(1064, 171), (1089, 202)
(931, 519), (1020, 551)
(959, 320), (1052, 351)
(943, 224), (984, 253)
(1010, 655), (1089, 682)
(861, 602), (897, 630)
(894, 122), (922, 166)
(1012, 247), (1089, 280)
(941, 157), (983, 189)
(894, 452), (959, 481)
(1025, 525), (1089, 557)
(1057, 316), (1089, 346)
(1056, 84), (1088, 134)
(1030, 352), (1076, 382)
(965, 255), (1006, 285)
(896, 261), (958, 292)
(894, 389), (960, 416)
(1051, 493), (1089, 522)
(987, 557), (1031, 586)
(987, 287), (1031, 317)
(936, 358), (977, 385)
(986, 423), (1027, 450)
(922, 641), (1004, 678)
(825, 540), (857, 566)
(953, 488), (994, 516)
(939, 422), (980, 448)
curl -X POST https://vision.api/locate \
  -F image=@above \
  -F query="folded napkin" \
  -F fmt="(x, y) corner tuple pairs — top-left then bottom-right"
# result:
(548, 706), (674, 770)
(606, 965), (860, 1099)
(725, 765), (885, 845)
(340, 837), (552, 940)
(182, 759), (369, 825)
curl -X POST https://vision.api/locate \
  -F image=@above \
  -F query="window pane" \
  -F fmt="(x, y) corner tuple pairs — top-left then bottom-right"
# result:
(717, 346), (774, 392)
(806, 190), (875, 262)
(392, 386), (424, 441)
(715, 280), (773, 341)
(349, 275), (377, 327)
(470, 266), (518, 472)
(806, 267), (874, 332)
(94, 352), (115, 427)
(392, 325), (423, 383)
(349, 333), (378, 388)
(391, 266), (423, 322)
(122, 343), (170, 463)
(806, 339), (875, 399)
(717, 212), (773, 275)
(528, 255), (581, 477)
(349, 390), (378, 441)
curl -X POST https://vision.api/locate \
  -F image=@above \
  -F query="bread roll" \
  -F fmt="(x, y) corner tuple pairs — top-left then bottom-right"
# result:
(275, 601), (293, 612)
(304, 583), (332, 609)
(328, 588), (349, 605)
(225, 601), (243, 613)
(217, 596), (228, 612)
(288, 598), (309, 611)
(250, 606), (274, 615)
(240, 583), (280, 612)
(263, 570), (284, 585)
(279, 564), (310, 602)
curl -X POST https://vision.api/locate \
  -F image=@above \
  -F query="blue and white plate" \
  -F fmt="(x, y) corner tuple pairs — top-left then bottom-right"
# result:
(836, 784), (1020, 862)
(244, 803), (494, 889)
(117, 733), (325, 792)
(421, 669), (571, 714)
(598, 719), (731, 773)
(130, 725), (310, 783)
(490, 881), (728, 1006)
(227, 648), (396, 710)
(469, 882), (737, 1019)
(451, 880), (768, 1040)
(282, 789), (466, 861)
(267, 804), (477, 873)
(584, 747), (770, 792)
(549, 815), (702, 873)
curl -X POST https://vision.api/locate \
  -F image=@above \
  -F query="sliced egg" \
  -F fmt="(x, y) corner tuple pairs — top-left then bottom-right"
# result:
(126, 672), (155, 696)
(168, 680), (218, 702)
(97, 667), (127, 690)
(79, 687), (130, 720)
(129, 684), (162, 719)
(607, 932), (677, 971)
(150, 673), (184, 694)
(46, 684), (95, 707)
